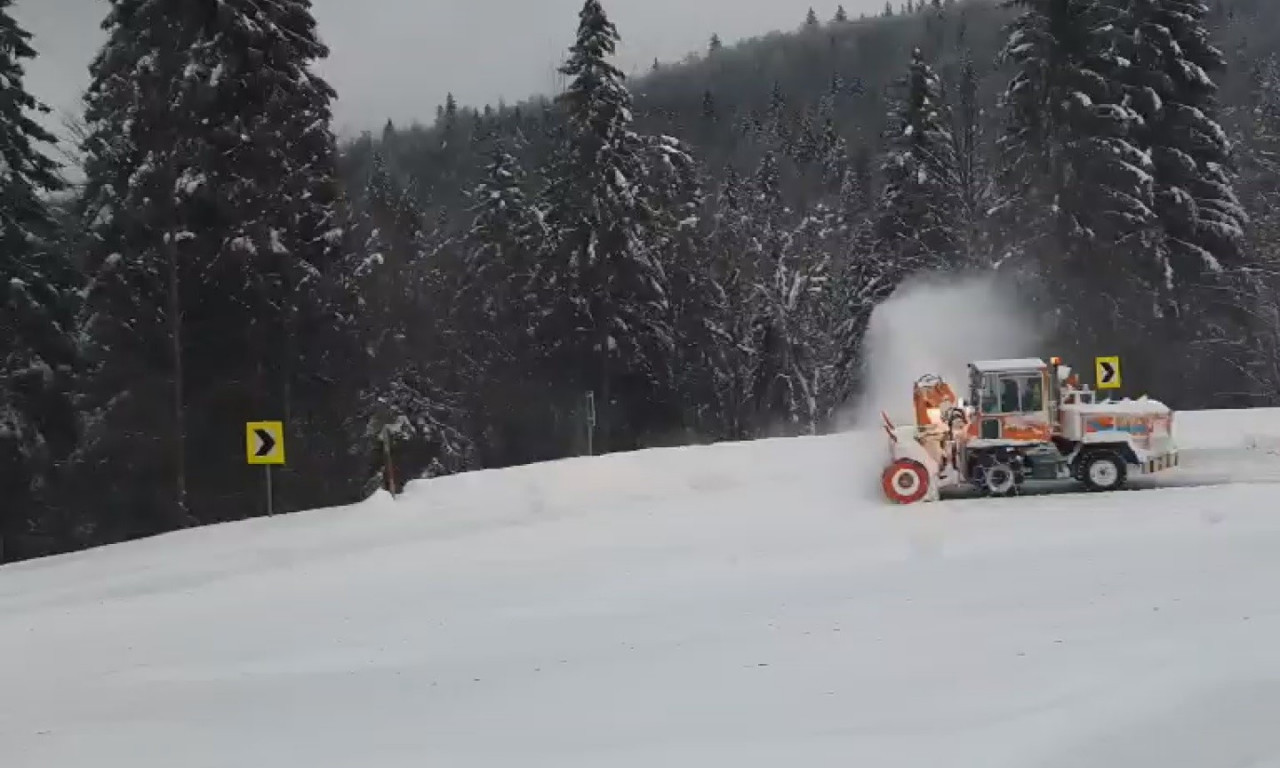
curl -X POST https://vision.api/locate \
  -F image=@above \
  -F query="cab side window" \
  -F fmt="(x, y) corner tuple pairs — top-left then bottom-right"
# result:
(999, 378), (1020, 412)
(1023, 375), (1043, 410)
(980, 375), (999, 412)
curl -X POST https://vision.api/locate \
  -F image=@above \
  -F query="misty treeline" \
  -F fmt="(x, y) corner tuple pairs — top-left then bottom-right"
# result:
(2, 0), (1278, 562)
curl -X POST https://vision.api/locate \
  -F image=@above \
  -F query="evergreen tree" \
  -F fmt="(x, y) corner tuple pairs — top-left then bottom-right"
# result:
(0, 1), (78, 561)
(76, 0), (357, 534)
(459, 141), (548, 464)
(1127, 0), (1248, 312)
(704, 166), (758, 439)
(998, 0), (1158, 351)
(347, 149), (468, 483)
(1236, 54), (1280, 397)
(835, 5), (849, 22)
(805, 7), (820, 27)
(709, 33), (723, 54)
(951, 52), (993, 267)
(875, 48), (962, 275)
(538, 0), (675, 453)
(1122, 0), (1252, 399)
(740, 149), (821, 433)
(643, 135), (717, 438)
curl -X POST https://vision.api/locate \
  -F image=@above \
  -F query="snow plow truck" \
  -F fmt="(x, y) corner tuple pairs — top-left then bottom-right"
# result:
(880, 357), (1178, 504)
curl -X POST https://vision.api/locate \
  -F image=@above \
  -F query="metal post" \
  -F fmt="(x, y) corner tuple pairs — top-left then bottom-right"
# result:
(585, 390), (596, 456)
(265, 465), (274, 516)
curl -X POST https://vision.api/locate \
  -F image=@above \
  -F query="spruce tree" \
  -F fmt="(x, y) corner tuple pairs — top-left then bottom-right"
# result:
(1127, 0), (1248, 311)
(643, 135), (716, 438)
(538, 0), (674, 453)
(875, 48), (962, 274)
(998, 0), (1158, 348)
(951, 53), (993, 267)
(460, 141), (546, 465)
(77, 0), (356, 532)
(704, 167), (757, 439)
(1237, 55), (1280, 397)
(0, 1), (78, 562)
(1123, 0), (1251, 400)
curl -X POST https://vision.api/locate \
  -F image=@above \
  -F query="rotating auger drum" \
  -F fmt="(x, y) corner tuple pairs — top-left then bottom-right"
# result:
(881, 457), (931, 504)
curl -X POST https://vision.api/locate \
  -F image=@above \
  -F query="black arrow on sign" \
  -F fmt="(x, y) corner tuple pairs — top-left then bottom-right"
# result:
(254, 428), (276, 457)
(1100, 360), (1116, 384)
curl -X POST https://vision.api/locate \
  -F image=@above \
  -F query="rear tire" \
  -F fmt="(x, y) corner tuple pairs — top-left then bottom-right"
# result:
(1078, 451), (1127, 492)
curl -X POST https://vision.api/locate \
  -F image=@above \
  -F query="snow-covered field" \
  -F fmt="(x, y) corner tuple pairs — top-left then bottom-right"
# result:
(3, 407), (1280, 767)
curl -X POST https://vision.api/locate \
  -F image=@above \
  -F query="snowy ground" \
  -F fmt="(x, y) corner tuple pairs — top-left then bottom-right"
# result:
(4, 408), (1280, 767)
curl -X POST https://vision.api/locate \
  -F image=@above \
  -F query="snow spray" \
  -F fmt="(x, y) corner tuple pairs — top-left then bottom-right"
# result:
(843, 270), (1044, 430)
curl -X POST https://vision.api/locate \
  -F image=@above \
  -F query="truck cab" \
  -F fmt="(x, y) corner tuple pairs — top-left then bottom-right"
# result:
(966, 359), (1053, 443)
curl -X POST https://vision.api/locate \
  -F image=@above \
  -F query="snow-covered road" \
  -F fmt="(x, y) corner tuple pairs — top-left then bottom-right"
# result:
(3, 409), (1280, 767)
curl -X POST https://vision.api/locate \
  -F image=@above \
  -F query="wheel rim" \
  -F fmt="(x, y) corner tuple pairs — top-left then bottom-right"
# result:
(1088, 459), (1119, 487)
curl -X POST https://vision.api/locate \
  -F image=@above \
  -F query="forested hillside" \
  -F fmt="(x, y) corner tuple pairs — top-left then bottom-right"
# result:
(2, 0), (1278, 562)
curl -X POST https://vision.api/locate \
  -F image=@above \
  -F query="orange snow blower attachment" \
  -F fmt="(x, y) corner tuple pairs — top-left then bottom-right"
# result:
(879, 374), (968, 504)
(911, 374), (960, 428)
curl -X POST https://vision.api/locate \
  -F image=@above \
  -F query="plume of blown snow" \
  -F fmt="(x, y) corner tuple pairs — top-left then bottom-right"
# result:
(843, 271), (1044, 430)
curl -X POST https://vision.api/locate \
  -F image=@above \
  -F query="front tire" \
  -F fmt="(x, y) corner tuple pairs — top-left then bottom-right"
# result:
(972, 452), (1023, 497)
(1078, 451), (1127, 492)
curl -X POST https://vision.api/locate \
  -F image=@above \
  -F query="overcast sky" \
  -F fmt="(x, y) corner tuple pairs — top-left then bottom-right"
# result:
(14, 0), (886, 139)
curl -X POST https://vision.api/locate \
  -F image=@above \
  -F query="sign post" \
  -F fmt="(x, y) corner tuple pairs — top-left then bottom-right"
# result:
(1094, 356), (1121, 390)
(585, 391), (596, 456)
(246, 421), (286, 515)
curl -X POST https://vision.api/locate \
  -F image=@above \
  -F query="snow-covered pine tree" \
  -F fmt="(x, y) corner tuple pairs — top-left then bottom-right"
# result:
(818, 116), (851, 195)
(1123, 0), (1253, 402)
(538, 0), (676, 453)
(951, 52), (994, 268)
(458, 140), (548, 465)
(740, 148), (830, 434)
(1244, 55), (1280, 257)
(640, 134), (719, 439)
(874, 48), (962, 276)
(767, 82), (792, 148)
(0, 1), (79, 562)
(793, 106), (821, 169)
(998, 0), (1158, 352)
(77, 0), (358, 530)
(835, 5), (849, 22)
(345, 149), (470, 477)
(1235, 54), (1280, 398)
(1126, 0), (1248, 312)
(703, 166), (758, 439)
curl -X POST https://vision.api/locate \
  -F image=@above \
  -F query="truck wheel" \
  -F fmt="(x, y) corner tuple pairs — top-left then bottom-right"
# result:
(1078, 451), (1127, 492)
(974, 453), (1021, 497)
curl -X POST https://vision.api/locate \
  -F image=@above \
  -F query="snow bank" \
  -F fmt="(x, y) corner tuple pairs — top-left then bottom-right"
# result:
(1176, 407), (1280, 452)
(3, 408), (1280, 767)
(846, 271), (1044, 429)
